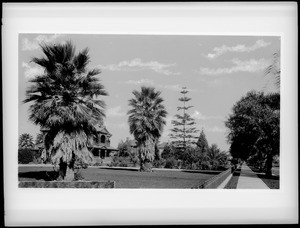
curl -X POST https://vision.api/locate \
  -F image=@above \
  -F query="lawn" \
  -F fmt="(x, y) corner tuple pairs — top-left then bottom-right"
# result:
(18, 165), (219, 189)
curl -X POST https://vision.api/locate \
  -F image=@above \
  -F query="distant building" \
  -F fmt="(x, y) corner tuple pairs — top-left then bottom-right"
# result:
(90, 125), (118, 159)
(39, 125), (118, 159)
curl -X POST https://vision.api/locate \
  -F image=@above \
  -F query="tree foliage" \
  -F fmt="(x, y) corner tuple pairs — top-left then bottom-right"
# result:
(127, 86), (167, 171)
(206, 144), (229, 170)
(35, 132), (44, 146)
(225, 91), (280, 176)
(196, 129), (209, 153)
(23, 41), (108, 180)
(18, 133), (34, 149)
(169, 87), (199, 151)
(117, 138), (137, 157)
(265, 50), (280, 90)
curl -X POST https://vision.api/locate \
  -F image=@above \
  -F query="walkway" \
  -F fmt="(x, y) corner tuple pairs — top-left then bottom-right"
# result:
(237, 163), (270, 189)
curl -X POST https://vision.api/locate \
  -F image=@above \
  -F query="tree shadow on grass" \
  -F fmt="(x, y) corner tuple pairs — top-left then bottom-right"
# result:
(98, 167), (139, 172)
(19, 171), (59, 181)
(256, 173), (279, 180)
(182, 170), (221, 175)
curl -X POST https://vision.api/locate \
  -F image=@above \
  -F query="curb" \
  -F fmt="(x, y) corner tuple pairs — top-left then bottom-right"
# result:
(217, 173), (233, 189)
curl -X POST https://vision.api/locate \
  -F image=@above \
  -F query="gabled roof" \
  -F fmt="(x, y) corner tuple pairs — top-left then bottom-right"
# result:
(157, 142), (168, 149)
(95, 125), (111, 136)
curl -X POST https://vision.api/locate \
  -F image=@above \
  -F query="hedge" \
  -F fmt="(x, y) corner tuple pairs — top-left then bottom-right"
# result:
(19, 180), (115, 188)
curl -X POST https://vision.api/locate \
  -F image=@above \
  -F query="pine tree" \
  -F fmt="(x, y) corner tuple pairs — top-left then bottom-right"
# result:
(196, 129), (209, 153)
(169, 87), (199, 152)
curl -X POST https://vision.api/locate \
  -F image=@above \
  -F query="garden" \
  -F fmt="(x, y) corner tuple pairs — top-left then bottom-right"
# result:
(18, 41), (280, 188)
(18, 165), (220, 188)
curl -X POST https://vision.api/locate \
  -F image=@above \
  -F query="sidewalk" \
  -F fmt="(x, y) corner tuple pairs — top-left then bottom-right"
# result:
(237, 164), (270, 189)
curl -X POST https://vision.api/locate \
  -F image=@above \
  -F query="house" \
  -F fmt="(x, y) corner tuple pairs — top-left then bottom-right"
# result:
(90, 125), (119, 159)
(39, 125), (118, 159)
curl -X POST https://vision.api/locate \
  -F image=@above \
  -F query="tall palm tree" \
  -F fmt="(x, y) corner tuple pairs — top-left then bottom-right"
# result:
(127, 86), (167, 171)
(265, 50), (280, 90)
(24, 41), (108, 181)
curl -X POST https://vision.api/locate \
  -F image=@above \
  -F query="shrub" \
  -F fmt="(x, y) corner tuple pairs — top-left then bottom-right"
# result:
(90, 157), (103, 167)
(152, 158), (166, 168)
(130, 155), (139, 167)
(31, 156), (43, 164)
(74, 169), (85, 180)
(110, 156), (132, 167)
(18, 149), (35, 164)
(164, 157), (178, 169)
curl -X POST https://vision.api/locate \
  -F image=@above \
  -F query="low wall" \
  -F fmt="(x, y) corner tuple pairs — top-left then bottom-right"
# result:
(196, 167), (232, 189)
(19, 180), (115, 188)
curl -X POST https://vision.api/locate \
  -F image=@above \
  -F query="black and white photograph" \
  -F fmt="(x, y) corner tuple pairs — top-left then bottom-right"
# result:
(3, 2), (298, 226)
(17, 34), (281, 189)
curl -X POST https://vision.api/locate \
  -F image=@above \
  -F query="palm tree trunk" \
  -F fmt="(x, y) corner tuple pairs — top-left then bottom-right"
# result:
(58, 159), (75, 181)
(140, 159), (152, 172)
(64, 166), (75, 181)
(138, 141), (154, 172)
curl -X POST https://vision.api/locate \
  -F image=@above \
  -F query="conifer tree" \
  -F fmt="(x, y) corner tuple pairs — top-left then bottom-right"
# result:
(169, 87), (199, 152)
(196, 129), (209, 153)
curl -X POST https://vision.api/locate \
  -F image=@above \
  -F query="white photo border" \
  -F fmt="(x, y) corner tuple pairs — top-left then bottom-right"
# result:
(3, 2), (298, 226)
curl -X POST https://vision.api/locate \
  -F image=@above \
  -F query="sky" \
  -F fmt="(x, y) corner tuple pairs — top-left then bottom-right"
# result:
(18, 34), (280, 151)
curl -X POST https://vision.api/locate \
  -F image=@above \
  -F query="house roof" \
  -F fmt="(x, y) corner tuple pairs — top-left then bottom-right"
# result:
(95, 125), (111, 136)
(157, 142), (168, 149)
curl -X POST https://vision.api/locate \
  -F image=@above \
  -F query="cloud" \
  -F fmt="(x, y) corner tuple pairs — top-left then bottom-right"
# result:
(126, 79), (154, 85)
(207, 126), (226, 133)
(191, 110), (207, 120)
(106, 106), (126, 117)
(22, 34), (64, 51)
(191, 110), (223, 120)
(199, 58), (270, 75)
(160, 84), (182, 92)
(205, 39), (271, 59)
(159, 84), (198, 93)
(22, 62), (44, 78)
(99, 58), (180, 75)
(161, 116), (174, 138)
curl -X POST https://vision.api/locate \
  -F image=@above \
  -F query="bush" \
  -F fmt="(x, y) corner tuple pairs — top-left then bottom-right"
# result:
(31, 156), (43, 164)
(90, 157), (103, 167)
(130, 155), (139, 167)
(164, 157), (179, 169)
(152, 158), (166, 168)
(110, 156), (132, 167)
(18, 149), (35, 164)
(74, 169), (85, 180)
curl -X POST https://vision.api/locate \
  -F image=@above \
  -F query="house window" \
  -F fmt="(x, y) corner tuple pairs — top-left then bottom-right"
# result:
(100, 135), (106, 143)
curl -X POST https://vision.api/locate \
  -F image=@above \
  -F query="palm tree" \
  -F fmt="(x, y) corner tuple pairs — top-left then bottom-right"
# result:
(18, 133), (34, 149)
(127, 86), (167, 171)
(207, 144), (229, 170)
(265, 50), (280, 90)
(24, 41), (108, 181)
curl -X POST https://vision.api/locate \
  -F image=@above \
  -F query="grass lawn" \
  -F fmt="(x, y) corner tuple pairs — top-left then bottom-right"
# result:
(248, 166), (280, 189)
(18, 165), (219, 189)
(224, 168), (241, 189)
